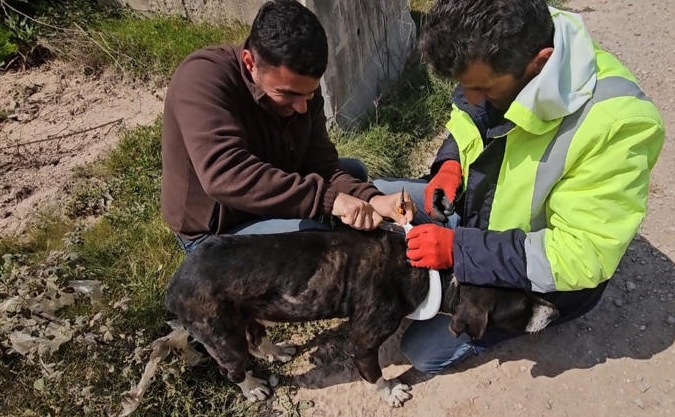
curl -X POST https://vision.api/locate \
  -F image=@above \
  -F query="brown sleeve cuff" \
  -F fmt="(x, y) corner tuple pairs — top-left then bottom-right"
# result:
(321, 184), (339, 215)
(321, 182), (383, 215)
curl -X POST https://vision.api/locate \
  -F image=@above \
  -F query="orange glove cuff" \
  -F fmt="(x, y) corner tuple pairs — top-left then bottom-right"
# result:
(424, 160), (462, 216)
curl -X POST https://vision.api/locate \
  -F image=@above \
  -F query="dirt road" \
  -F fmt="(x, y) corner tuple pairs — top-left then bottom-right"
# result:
(291, 2), (675, 416)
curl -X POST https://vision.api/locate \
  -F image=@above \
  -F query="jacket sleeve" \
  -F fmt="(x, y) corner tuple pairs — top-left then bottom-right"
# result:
(168, 54), (331, 219)
(430, 133), (462, 175)
(431, 86), (495, 174)
(453, 227), (532, 289)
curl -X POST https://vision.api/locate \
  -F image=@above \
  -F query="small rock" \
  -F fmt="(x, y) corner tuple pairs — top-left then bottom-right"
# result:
(613, 298), (624, 307)
(634, 398), (645, 409)
(666, 316), (675, 325)
(637, 382), (651, 393)
(639, 325), (647, 331)
(626, 281), (637, 292)
(268, 374), (279, 387)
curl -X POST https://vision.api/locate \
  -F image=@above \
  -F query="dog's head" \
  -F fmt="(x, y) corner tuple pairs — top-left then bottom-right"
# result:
(446, 278), (559, 340)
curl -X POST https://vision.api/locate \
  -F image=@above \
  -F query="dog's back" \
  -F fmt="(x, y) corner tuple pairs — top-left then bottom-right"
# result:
(165, 228), (429, 324)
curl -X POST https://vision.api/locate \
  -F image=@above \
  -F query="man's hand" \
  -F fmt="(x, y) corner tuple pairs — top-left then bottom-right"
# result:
(424, 160), (462, 222)
(332, 193), (383, 230)
(406, 224), (454, 270)
(370, 192), (415, 225)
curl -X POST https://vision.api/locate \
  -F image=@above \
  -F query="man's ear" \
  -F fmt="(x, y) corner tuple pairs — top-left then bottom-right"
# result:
(242, 49), (255, 73)
(528, 47), (554, 76)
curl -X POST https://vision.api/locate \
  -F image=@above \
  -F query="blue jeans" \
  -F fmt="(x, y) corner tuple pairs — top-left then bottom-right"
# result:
(175, 158), (368, 253)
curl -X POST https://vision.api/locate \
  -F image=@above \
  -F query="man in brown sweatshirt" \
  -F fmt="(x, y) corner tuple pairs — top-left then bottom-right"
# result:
(161, 0), (413, 251)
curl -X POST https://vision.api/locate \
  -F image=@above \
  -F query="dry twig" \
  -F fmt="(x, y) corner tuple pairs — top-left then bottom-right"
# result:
(0, 118), (124, 151)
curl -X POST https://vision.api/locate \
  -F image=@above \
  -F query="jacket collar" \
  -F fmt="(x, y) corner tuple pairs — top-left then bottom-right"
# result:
(505, 7), (597, 135)
(453, 87), (515, 140)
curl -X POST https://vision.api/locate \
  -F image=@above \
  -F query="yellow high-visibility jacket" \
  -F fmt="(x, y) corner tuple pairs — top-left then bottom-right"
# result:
(436, 7), (665, 292)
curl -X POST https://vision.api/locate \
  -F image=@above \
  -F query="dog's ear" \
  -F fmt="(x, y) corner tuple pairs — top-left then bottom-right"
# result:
(449, 309), (488, 340)
(467, 310), (489, 340)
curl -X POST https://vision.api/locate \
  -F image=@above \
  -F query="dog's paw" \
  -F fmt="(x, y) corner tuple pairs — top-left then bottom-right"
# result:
(373, 377), (413, 407)
(249, 338), (297, 363)
(236, 370), (272, 402)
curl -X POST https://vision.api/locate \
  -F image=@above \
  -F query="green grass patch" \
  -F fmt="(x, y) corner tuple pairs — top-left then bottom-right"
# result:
(87, 14), (249, 79)
(333, 53), (454, 177)
(1, 0), (248, 77)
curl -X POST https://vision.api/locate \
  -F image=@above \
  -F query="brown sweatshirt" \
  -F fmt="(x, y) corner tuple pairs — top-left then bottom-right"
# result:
(160, 45), (382, 239)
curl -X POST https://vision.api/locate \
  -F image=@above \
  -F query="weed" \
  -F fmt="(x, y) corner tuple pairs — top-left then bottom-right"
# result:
(0, 24), (18, 67)
(332, 53), (454, 177)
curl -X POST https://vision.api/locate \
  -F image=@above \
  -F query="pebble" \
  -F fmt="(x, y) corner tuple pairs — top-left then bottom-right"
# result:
(667, 316), (675, 325)
(626, 281), (637, 292)
(268, 374), (279, 387)
(613, 298), (624, 307)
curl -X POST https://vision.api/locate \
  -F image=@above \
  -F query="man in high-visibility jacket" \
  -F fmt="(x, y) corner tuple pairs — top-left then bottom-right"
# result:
(375, 0), (664, 373)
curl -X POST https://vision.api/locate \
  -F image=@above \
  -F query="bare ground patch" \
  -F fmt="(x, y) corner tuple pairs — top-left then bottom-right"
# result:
(0, 61), (164, 237)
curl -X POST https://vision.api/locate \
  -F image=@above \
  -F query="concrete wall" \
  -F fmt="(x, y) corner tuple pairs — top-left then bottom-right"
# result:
(115, 0), (267, 24)
(308, 0), (416, 127)
(112, 0), (416, 128)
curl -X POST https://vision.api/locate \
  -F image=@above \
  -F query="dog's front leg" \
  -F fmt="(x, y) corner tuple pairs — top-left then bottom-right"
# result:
(187, 320), (273, 403)
(234, 371), (273, 402)
(248, 338), (297, 363)
(246, 320), (296, 363)
(372, 376), (413, 408)
(353, 346), (412, 407)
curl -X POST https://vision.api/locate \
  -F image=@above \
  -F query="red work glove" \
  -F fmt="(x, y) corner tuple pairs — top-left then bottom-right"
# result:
(406, 224), (455, 270)
(424, 160), (462, 222)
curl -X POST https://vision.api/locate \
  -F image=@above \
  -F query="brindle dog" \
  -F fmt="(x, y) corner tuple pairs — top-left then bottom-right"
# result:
(165, 227), (559, 407)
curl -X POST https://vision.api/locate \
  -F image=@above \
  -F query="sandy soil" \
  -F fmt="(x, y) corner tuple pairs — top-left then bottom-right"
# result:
(0, 61), (165, 236)
(1, 1), (674, 416)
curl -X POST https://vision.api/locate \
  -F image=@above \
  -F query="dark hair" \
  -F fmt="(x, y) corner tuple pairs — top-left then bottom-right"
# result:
(246, 0), (328, 78)
(419, 0), (554, 79)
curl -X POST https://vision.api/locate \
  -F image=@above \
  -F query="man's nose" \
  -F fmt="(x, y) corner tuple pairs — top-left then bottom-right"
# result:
(291, 96), (309, 114)
(465, 89), (486, 105)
